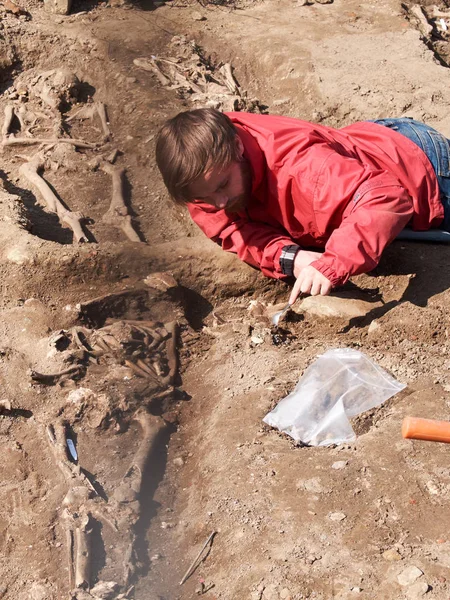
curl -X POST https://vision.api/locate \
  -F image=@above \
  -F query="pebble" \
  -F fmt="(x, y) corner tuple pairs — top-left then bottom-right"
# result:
(280, 589), (292, 599)
(351, 588), (362, 593)
(328, 511), (346, 521)
(332, 460), (348, 470)
(191, 10), (206, 20)
(173, 456), (184, 467)
(368, 320), (380, 334)
(383, 548), (402, 561)
(398, 566), (423, 586)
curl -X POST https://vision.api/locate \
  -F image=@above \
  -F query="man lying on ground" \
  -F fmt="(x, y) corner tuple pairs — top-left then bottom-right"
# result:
(155, 108), (450, 303)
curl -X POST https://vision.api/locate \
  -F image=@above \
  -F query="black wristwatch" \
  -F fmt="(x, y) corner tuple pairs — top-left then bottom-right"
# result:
(280, 244), (300, 276)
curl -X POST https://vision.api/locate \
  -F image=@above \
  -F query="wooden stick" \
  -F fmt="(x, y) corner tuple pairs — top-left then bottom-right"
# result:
(179, 531), (217, 585)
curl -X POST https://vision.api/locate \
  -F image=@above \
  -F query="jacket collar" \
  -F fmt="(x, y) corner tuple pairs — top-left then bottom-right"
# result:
(235, 124), (265, 195)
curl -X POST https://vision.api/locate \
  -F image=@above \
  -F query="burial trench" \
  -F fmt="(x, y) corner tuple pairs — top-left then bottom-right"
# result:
(5, 2), (450, 598)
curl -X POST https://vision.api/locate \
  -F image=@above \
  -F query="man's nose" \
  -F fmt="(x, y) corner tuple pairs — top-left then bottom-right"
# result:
(212, 193), (229, 209)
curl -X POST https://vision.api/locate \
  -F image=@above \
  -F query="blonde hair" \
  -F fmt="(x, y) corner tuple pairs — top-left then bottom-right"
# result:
(155, 108), (240, 204)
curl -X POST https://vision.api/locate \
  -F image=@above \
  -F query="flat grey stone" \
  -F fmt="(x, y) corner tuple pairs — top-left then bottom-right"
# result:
(398, 566), (423, 586)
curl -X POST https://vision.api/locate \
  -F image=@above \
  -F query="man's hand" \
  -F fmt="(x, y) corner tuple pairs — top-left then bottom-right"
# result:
(289, 265), (332, 304)
(293, 250), (323, 278)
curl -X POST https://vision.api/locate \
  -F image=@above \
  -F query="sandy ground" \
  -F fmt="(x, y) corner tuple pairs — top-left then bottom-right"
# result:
(1, 0), (450, 598)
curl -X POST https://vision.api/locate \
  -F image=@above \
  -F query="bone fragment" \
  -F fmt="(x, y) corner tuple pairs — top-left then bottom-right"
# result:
(19, 157), (88, 243)
(133, 58), (171, 86)
(31, 365), (83, 383)
(3, 136), (97, 149)
(65, 522), (75, 590)
(75, 513), (92, 589)
(100, 162), (142, 242)
(136, 359), (159, 379)
(2, 106), (15, 138)
(409, 4), (433, 37)
(124, 359), (151, 379)
(118, 412), (167, 583)
(220, 63), (239, 95)
(162, 321), (178, 385)
(95, 102), (111, 142)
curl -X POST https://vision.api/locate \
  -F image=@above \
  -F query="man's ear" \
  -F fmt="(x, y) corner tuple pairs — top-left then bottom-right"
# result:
(235, 135), (245, 158)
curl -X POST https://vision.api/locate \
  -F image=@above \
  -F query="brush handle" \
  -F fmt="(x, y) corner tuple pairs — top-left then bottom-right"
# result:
(402, 417), (450, 444)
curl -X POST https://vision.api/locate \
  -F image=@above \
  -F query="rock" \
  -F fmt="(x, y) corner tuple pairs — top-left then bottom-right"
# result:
(406, 581), (429, 599)
(332, 460), (348, 470)
(191, 10), (206, 20)
(90, 581), (119, 599)
(299, 294), (381, 319)
(382, 548), (402, 561)
(368, 320), (380, 334)
(173, 456), (184, 467)
(43, 0), (72, 14)
(398, 566), (423, 586)
(328, 511), (346, 521)
(280, 589), (292, 599)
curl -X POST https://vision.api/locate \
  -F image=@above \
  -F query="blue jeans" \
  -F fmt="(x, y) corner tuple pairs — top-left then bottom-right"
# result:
(371, 117), (450, 232)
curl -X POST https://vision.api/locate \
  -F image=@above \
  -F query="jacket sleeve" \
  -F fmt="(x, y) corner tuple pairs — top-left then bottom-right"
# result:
(187, 203), (296, 279)
(305, 152), (415, 286)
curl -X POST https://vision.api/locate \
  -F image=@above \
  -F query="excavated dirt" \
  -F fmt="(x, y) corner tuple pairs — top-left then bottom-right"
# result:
(1, 0), (450, 599)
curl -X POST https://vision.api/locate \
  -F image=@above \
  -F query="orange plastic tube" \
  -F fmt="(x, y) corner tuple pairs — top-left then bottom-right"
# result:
(402, 417), (450, 444)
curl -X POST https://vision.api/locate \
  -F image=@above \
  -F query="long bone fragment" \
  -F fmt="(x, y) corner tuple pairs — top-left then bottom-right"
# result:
(111, 411), (167, 583)
(161, 321), (178, 385)
(100, 162), (142, 242)
(75, 512), (93, 589)
(19, 156), (88, 243)
(2, 105), (15, 138)
(3, 136), (97, 149)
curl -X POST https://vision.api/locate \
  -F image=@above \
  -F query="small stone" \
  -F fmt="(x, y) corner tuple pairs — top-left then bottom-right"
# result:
(368, 320), (380, 334)
(425, 480), (440, 495)
(280, 589), (291, 599)
(398, 566), (423, 586)
(173, 457), (184, 467)
(160, 521), (173, 529)
(251, 335), (264, 345)
(351, 588), (362, 593)
(383, 549), (402, 561)
(191, 10), (206, 20)
(332, 460), (348, 470)
(151, 553), (162, 562)
(405, 581), (429, 598)
(329, 511), (346, 521)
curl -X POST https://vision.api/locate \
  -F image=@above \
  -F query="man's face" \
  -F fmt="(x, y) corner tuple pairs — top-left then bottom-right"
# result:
(188, 138), (252, 213)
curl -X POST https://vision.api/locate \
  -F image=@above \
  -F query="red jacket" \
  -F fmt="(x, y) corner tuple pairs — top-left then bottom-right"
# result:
(188, 113), (443, 286)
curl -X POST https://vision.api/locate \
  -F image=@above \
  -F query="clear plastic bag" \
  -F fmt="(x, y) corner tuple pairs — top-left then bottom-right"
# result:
(263, 348), (406, 446)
